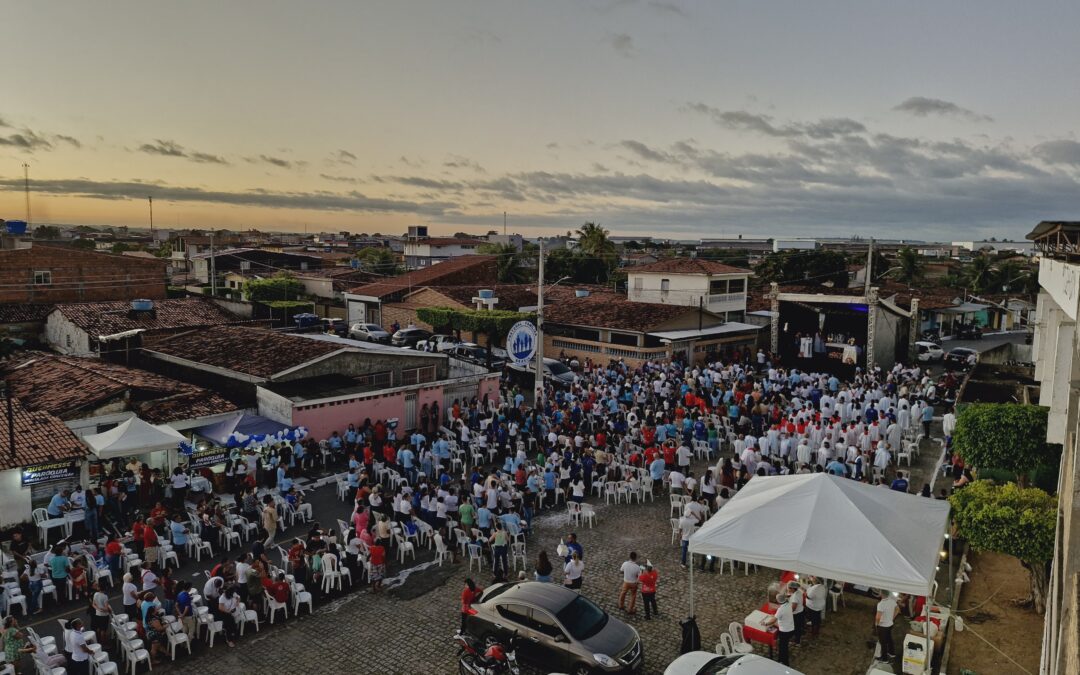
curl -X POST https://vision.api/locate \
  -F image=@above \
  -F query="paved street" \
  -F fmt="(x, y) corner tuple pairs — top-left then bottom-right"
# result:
(18, 426), (944, 675)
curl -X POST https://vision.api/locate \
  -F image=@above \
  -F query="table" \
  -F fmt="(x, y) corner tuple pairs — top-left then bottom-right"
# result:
(743, 604), (778, 654)
(780, 570), (798, 585)
(190, 476), (213, 494)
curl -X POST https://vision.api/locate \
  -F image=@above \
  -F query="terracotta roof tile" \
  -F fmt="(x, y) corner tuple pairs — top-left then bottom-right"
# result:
(0, 398), (86, 472)
(51, 297), (244, 336)
(628, 257), (751, 275)
(543, 292), (700, 332)
(347, 255), (498, 300)
(147, 325), (343, 378)
(0, 303), (55, 323)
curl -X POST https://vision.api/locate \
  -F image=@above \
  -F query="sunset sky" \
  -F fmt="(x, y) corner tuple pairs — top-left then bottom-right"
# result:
(2, 1), (1079, 239)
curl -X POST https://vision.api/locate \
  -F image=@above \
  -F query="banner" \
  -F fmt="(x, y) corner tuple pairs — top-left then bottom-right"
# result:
(188, 446), (228, 470)
(21, 459), (80, 487)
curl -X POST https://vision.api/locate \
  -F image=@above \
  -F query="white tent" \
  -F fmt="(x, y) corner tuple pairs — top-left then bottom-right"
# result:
(82, 416), (187, 461)
(689, 473), (950, 596)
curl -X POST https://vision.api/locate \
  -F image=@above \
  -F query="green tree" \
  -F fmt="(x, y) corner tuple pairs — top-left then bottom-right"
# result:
(32, 225), (60, 239)
(477, 242), (532, 283)
(894, 247), (924, 284)
(242, 272), (305, 302)
(354, 247), (399, 274)
(755, 250), (850, 288)
(950, 481), (1056, 613)
(575, 222), (617, 282)
(111, 242), (133, 254)
(70, 238), (96, 250)
(415, 306), (535, 366)
(965, 254), (995, 293)
(952, 404), (1053, 486)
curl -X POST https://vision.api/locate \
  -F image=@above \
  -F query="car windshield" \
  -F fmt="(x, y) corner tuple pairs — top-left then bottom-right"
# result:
(547, 361), (572, 376)
(695, 655), (741, 675)
(366, 324), (382, 331)
(554, 595), (607, 640)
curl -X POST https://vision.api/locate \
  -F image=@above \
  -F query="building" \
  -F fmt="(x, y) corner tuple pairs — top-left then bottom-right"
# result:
(698, 236), (773, 253)
(1024, 221), (1080, 675)
(543, 289), (760, 368)
(951, 239), (1034, 257)
(138, 325), (500, 438)
(45, 297), (248, 357)
(403, 237), (487, 268)
(188, 248), (325, 284)
(625, 257), (751, 322)
(485, 233), (524, 251)
(343, 255), (498, 327)
(0, 304), (56, 343)
(0, 243), (167, 304)
(223, 268), (378, 302)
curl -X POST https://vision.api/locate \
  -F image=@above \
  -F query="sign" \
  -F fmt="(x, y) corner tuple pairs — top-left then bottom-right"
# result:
(21, 459), (80, 487)
(506, 320), (538, 366)
(188, 446), (228, 470)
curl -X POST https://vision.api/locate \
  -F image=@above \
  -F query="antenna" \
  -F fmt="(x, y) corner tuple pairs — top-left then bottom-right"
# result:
(22, 163), (31, 225)
(503, 211), (507, 236)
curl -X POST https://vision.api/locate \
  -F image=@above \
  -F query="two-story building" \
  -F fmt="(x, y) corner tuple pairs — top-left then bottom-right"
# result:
(626, 257), (751, 322)
(403, 237), (486, 269)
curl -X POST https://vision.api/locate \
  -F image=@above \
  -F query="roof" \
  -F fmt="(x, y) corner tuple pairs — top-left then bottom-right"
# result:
(147, 325), (344, 379)
(0, 243), (167, 268)
(0, 303), (55, 324)
(419, 283), (607, 311)
(649, 322), (762, 341)
(4, 353), (238, 424)
(410, 237), (486, 247)
(346, 255), (498, 300)
(627, 257), (751, 276)
(0, 397), (86, 471)
(543, 292), (710, 332)
(50, 297), (244, 336)
(1027, 221), (1080, 240)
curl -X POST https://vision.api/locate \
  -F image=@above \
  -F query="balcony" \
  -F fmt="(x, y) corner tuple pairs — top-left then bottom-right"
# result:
(550, 336), (669, 363)
(707, 292), (745, 305)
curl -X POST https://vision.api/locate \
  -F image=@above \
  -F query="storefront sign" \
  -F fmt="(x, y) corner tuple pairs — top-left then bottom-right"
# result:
(188, 446), (228, 470)
(21, 459), (80, 487)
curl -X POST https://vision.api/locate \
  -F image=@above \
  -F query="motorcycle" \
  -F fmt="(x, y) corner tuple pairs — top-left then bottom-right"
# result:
(454, 630), (521, 675)
(919, 330), (941, 345)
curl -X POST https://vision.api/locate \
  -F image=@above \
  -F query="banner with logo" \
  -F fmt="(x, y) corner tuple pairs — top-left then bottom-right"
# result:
(21, 459), (80, 487)
(188, 446), (229, 470)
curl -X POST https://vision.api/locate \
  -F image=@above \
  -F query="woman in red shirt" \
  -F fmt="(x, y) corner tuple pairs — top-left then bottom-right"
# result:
(460, 578), (483, 632)
(368, 543), (386, 592)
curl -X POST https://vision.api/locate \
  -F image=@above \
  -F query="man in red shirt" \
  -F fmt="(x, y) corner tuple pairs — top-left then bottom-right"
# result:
(639, 562), (659, 620)
(143, 522), (160, 568)
(368, 543), (386, 593)
(270, 573), (290, 604)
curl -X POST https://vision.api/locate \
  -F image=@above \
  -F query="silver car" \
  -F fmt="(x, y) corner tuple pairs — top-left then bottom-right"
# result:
(349, 322), (391, 343)
(464, 581), (643, 674)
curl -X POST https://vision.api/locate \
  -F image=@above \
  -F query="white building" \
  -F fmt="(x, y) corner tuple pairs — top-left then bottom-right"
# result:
(952, 239), (1035, 256)
(625, 257), (750, 322)
(403, 237), (486, 268)
(1025, 220), (1080, 675)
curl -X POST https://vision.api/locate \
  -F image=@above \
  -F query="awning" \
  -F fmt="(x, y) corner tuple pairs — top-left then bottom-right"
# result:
(194, 413), (290, 445)
(82, 416), (187, 460)
(937, 302), (989, 314)
(649, 321), (762, 342)
(689, 473), (950, 596)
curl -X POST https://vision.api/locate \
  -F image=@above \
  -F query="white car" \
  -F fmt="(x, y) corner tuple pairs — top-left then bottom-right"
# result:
(664, 653), (804, 675)
(915, 341), (944, 362)
(348, 322), (391, 343)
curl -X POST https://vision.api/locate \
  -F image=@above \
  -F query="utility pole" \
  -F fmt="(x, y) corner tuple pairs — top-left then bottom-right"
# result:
(503, 211), (507, 236)
(3, 378), (15, 464)
(534, 238), (545, 404)
(210, 232), (217, 297)
(864, 238), (874, 296)
(22, 163), (31, 225)
(148, 196), (154, 234)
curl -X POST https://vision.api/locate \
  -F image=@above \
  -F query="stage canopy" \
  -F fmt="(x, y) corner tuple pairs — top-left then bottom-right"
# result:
(194, 413), (289, 445)
(82, 416), (187, 461)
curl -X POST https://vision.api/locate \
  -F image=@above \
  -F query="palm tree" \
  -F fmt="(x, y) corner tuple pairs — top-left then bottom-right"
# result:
(575, 222), (617, 279)
(965, 254), (995, 293)
(477, 242), (530, 283)
(895, 247), (924, 285)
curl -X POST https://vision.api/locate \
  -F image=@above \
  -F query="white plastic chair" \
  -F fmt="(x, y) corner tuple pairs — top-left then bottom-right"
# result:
(394, 533), (416, 564)
(236, 602), (260, 636)
(264, 590), (289, 624)
(579, 504), (597, 529)
(716, 634), (734, 655)
(728, 622), (754, 654)
(291, 580), (313, 615)
(467, 543), (483, 571)
(32, 509), (68, 549)
(166, 620), (191, 659)
(434, 535), (451, 567)
(321, 554), (343, 594)
(511, 542), (527, 571)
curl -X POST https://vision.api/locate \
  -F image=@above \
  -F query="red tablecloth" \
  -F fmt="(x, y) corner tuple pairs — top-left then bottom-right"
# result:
(780, 570), (797, 585)
(742, 602), (778, 648)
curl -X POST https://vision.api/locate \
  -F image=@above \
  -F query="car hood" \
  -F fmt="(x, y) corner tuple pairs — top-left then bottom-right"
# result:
(579, 618), (637, 661)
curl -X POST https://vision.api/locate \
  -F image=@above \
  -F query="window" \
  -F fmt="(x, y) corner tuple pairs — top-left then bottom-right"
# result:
(608, 332), (638, 347)
(496, 604), (532, 627)
(530, 609), (565, 638)
(709, 279), (728, 294)
(33, 270), (52, 285)
(633, 277), (643, 291)
(728, 278), (745, 293)
(660, 278), (670, 292)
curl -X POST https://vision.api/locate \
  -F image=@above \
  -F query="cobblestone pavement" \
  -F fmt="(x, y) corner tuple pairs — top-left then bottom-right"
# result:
(137, 432), (944, 675)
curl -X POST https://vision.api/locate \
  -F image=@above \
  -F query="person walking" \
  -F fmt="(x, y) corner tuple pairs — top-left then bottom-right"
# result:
(875, 591), (900, 661)
(563, 551), (584, 589)
(618, 552), (641, 614)
(765, 593), (795, 666)
(639, 561), (659, 620)
(460, 578), (483, 632)
(261, 496), (278, 547)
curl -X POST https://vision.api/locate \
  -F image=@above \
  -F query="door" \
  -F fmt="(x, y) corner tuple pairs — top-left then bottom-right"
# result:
(528, 608), (571, 671)
(493, 604), (550, 667)
(403, 393), (418, 432)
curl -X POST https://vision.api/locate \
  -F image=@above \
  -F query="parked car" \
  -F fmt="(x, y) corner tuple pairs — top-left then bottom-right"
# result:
(664, 653), (803, 675)
(953, 323), (983, 340)
(415, 334), (461, 352)
(320, 317), (348, 336)
(463, 581), (643, 674)
(448, 344), (507, 370)
(915, 340), (944, 362)
(944, 347), (979, 370)
(507, 358), (578, 389)
(348, 322), (391, 343)
(391, 327), (433, 347)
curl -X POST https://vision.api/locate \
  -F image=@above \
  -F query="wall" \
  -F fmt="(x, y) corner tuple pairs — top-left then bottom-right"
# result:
(45, 311), (92, 356)
(0, 469), (31, 529)
(256, 387), (294, 426)
(276, 349), (448, 383)
(0, 245), (167, 304)
(290, 390), (409, 439)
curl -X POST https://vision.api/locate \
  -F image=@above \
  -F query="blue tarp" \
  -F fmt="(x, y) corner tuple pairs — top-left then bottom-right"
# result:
(194, 413), (290, 445)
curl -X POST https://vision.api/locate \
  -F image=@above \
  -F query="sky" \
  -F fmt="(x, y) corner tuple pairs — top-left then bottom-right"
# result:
(2, 0), (1079, 240)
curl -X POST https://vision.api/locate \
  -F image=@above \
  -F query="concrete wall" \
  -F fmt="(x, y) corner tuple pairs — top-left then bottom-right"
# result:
(45, 311), (92, 356)
(627, 271), (748, 314)
(276, 349), (449, 383)
(290, 389), (408, 439)
(0, 245), (167, 304)
(0, 469), (31, 529)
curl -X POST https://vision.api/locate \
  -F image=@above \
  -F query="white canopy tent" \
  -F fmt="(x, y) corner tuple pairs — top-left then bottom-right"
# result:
(82, 416), (187, 461)
(689, 473), (950, 598)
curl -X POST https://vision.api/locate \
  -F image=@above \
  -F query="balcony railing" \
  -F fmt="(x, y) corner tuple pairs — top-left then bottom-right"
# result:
(551, 336), (669, 362)
(707, 293), (745, 304)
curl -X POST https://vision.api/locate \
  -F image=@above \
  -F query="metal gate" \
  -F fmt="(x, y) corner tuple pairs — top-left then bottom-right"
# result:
(403, 393), (418, 431)
(443, 380), (479, 421)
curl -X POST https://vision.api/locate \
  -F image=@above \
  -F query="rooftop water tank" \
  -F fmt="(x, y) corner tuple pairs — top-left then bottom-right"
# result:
(5, 220), (27, 235)
(478, 289), (495, 299)
(131, 299), (155, 312)
(575, 289), (590, 298)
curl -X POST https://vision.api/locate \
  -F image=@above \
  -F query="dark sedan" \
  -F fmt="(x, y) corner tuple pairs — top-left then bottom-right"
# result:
(464, 581), (643, 675)
(944, 347), (979, 370)
(391, 327), (432, 347)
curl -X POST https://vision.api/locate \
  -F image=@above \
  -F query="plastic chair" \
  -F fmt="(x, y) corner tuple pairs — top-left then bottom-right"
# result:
(434, 536), (451, 567)
(291, 581), (313, 615)
(467, 543), (484, 571)
(236, 602), (260, 636)
(716, 634), (734, 655)
(510, 542), (527, 571)
(264, 590), (289, 624)
(728, 622), (754, 654)
(166, 621), (191, 659)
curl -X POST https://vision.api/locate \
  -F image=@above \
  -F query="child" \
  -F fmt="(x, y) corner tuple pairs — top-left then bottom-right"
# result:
(368, 543), (385, 592)
(69, 559), (88, 600)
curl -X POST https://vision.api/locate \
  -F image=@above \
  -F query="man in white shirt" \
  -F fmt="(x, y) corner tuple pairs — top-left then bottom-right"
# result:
(678, 514), (697, 567)
(675, 443), (692, 473)
(618, 552), (641, 614)
(787, 580), (806, 644)
(764, 593), (795, 666)
(804, 576), (827, 637)
(942, 408), (957, 439)
(668, 469), (686, 494)
(67, 618), (93, 674)
(875, 592), (900, 660)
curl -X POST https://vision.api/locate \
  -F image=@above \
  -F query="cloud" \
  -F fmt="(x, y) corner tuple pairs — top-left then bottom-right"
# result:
(326, 149), (357, 167)
(54, 135), (82, 148)
(606, 33), (636, 58)
(1033, 140), (1080, 167)
(0, 116), (9, 128)
(0, 177), (450, 216)
(189, 152), (228, 164)
(137, 139), (228, 164)
(0, 130), (54, 151)
(683, 103), (866, 139)
(893, 97), (993, 122)
(619, 140), (674, 163)
(443, 154), (485, 173)
(245, 154), (305, 170)
(319, 173), (362, 184)
(647, 1), (688, 17)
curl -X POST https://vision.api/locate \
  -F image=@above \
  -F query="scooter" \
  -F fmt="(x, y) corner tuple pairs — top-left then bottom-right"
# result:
(454, 630), (521, 675)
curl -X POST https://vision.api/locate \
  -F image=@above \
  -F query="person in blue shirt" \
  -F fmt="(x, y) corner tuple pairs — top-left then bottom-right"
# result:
(170, 516), (189, 549)
(476, 506), (493, 534)
(564, 533), (583, 562)
(397, 446), (416, 483)
(347, 467), (360, 489)
(921, 404), (934, 437)
(279, 474), (293, 495)
(825, 459), (847, 477)
(890, 471), (910, 493)
(46, 490), (71, 518)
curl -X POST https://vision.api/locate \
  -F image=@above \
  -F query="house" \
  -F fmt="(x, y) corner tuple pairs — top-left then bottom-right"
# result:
(44, 296), (249, 357)
(0, 397), (87, 529)
(222, 268), (379, 302)
(543, 289), (760, 368)
(138, 325), (500, 438)
(485, 233), (524, 251)
(187, 248), (325, 284)
(403, 237), (487, 269)
(343, 255), (498, 327)
(0, 243), (168, 304)
(625, 257), (751, 322)
(0, 303), (56, 343)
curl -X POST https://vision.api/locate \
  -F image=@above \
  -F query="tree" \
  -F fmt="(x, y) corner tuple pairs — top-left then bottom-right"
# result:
(965, 254), (995, 293)
(894, 247), (924, 285)
(415, 307), (535, 366)
(32, 225), (60, 240)
(950, 481), (1056, 613)
(70, 238), (96, 250)
(111, 242), (133, 254)
(354, 247), (399, 274)
(952, 404), (1053, 486)
(242, 272), (305, 302)
(755, 249), (850, 288)
(477, 242), (532, 283)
